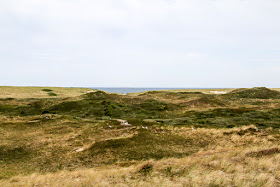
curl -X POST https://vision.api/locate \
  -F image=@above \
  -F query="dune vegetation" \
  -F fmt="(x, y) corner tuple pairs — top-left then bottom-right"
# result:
(0, 87), (280, 186)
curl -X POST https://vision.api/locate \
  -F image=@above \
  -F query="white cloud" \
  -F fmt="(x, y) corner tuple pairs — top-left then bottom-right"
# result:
(186, 53), (202, 58)
(1, 0), (280, 87)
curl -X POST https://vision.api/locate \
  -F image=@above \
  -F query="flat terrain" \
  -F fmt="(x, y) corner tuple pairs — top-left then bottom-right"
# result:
(0, 86), (280, 186)
(0, 86), (93, 98)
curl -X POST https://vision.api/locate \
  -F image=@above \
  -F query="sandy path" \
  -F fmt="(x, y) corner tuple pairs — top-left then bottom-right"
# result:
(116, 119), (132, 126)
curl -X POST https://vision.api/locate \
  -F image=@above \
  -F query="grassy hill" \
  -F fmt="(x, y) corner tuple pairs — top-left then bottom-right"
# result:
(226, 87), (280, 99)
(0, 86), (280, 186)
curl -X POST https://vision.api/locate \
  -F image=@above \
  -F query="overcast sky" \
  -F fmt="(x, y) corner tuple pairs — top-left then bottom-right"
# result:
(1, 0), (280, 88)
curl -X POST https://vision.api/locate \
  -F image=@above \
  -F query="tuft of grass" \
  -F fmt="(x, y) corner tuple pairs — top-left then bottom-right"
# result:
(138, 162), (153, 175)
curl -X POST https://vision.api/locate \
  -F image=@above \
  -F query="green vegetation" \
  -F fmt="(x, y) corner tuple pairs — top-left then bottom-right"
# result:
(225, 87), (280, 99)
(42, 88), (58, 96)
(0, 86), (280, 186)
(1, 87), (279, 129)
(48, 92), (57, 96)
(42, 89), (53, 92)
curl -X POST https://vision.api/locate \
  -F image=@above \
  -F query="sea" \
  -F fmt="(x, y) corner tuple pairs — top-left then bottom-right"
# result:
(89, 87), (211, 94)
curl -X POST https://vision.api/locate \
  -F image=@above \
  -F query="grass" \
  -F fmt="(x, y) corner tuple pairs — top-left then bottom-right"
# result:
(0, 86), (280, 186)
(128, 88), (236, 96)
(1, 125), (280, 186)
(225, 87), (280, 99)
(0, 86), (93, 98)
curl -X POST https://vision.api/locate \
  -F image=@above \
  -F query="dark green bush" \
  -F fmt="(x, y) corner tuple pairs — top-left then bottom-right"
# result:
(42, 89), (53, 92)
(48, 92), (57, 96)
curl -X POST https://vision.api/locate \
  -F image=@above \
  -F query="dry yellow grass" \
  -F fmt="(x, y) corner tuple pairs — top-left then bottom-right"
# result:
(1, 126), (280, 187)
(129, 88), (280, 96)
(0, 86), (93, 98)
(127, 88), (236, 96)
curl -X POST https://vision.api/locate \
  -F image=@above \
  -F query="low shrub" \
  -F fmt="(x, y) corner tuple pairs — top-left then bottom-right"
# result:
(48, 93), (57, 96)
(42, 89), (53, 92)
